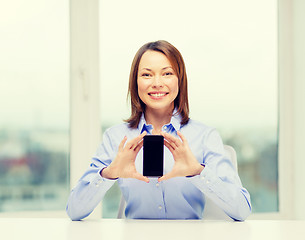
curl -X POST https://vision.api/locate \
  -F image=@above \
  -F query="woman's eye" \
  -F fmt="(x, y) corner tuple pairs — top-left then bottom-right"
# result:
(164, 72), (173, 76)
(142, 73), (151, 77)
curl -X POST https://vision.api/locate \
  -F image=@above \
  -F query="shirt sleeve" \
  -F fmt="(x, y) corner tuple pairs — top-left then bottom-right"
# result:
(188, 129), (252, 221)
(66, 129), (117, 221)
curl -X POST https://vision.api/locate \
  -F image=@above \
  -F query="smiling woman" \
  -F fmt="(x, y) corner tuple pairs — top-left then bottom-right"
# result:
(100, 0), (278, 218)
(138, 54), (177, 102)
(126, 41), (189, 130)
(138, 51), (179, 114)
(137, 51), (179, 134)
(66, 40), (251, 221)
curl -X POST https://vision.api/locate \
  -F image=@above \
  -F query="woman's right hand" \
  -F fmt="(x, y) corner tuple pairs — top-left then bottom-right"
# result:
(101, 131), (149, 183)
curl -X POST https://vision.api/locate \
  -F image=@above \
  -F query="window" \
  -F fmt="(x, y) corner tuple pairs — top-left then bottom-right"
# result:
(99, 0), (278, 218)
(0, 0), (69, 213)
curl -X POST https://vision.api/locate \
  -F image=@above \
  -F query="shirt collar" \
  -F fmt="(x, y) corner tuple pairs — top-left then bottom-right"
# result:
(138, 108), (182, 134)
(171, 109), (182, 131)
(138, 114), (150, 134)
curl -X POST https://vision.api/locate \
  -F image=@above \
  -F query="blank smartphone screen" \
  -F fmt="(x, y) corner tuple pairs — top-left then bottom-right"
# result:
(143, 135), (164, 177)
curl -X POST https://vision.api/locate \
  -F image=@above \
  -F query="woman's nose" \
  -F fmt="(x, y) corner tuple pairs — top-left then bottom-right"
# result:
(152, 75), (163, 88)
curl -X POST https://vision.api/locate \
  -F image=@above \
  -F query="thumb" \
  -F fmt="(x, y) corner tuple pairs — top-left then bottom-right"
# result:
(133, 172), (150, 183)
(158, 172), (175, 182)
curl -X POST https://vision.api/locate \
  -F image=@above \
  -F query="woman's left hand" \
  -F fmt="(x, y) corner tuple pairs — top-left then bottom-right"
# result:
(158, 131), (204, 182)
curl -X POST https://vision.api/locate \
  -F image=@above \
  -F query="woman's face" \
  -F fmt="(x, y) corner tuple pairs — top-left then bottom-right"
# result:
(137, 50), (179, 114)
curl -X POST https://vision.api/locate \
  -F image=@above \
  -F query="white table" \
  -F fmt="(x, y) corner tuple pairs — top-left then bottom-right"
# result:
(0, 218), (304, 240)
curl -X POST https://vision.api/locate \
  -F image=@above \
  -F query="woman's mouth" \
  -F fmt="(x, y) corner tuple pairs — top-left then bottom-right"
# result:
(148, 92), (168, 99)
(149, 93), (166, 97)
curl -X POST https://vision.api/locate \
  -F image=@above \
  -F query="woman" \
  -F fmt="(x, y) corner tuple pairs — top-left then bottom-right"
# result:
(66, 40), (251, 221)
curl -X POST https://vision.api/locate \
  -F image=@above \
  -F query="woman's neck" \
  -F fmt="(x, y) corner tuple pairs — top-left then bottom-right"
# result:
(145, 108), (173, 135)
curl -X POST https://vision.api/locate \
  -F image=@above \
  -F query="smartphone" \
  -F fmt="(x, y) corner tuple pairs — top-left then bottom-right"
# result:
(143, 135), (164, 177)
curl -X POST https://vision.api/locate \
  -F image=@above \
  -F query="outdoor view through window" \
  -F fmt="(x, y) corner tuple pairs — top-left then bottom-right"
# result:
(100, 0), (278, 218)
(0, 1), (69, 213)
(0, 0), (277, 218)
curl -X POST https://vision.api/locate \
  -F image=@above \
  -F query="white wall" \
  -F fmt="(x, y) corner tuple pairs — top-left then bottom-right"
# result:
(291, 0), (305, 220)
(279, 0), (305, 220)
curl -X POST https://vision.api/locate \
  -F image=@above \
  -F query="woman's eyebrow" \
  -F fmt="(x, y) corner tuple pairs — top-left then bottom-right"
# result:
(162, 66), (173, 70)
(139, 66), (173, 71)
(140, 68), (152, 71)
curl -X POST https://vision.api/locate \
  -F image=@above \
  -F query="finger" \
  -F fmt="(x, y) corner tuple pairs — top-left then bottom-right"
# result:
(126, 131), (147, 150)
(177, 131), (187, 143)
(133, 172), (150, 183)
(136, 130), (147, 140)
(164, 140), (175, 152)
(162, 136), (177, 151)
(158, 172), (175, 182)
(131, 131), (146, 150)
(138, 131), (147, 142)
(119, 136), (127, 151)
(161, 132), (181, 148)
(134, 139), (144, 153)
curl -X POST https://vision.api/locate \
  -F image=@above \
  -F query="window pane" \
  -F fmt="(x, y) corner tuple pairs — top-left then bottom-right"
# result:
(100, 0), (278, 217)
(0, 0), (69, 212)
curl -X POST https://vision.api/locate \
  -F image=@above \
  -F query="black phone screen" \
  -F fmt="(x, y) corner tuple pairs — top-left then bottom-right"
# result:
(143, 135), (164, 177)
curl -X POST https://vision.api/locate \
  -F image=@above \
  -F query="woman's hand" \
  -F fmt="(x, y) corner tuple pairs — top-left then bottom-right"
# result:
(101, 131), (149, 183)
(158, 131), (204, 182)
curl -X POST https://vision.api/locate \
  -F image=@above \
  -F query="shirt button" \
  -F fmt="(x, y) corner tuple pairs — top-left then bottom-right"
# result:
(158, 206), (162, 210)
(156, 183), (160, 187)
(164, 126), (167, 130)
(206, 180), (210, 184)
(201, 176), (205, 180)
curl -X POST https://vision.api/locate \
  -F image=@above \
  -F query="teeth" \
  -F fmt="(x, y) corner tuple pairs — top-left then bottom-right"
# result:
(150, 93), (166, 97)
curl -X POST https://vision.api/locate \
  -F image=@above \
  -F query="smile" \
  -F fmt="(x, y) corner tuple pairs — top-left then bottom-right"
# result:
(148, 92), (168, 98)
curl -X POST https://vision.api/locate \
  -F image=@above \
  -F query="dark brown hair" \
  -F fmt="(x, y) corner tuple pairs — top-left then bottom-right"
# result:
(125, 40), (189, 128)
